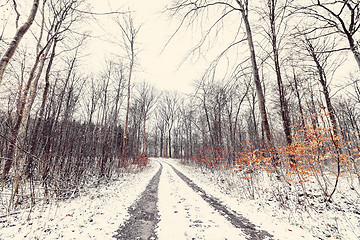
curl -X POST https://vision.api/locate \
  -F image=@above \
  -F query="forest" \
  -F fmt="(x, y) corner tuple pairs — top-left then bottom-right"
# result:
(0, 0), (360, 239)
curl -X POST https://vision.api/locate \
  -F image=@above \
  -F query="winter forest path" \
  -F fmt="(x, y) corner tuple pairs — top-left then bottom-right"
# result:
(114, 159), (274, 240)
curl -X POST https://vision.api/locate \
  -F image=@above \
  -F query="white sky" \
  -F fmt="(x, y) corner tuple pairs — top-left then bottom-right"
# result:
(2, 0), (357, 96)
(88, 0), (203, 94)
(87, 0), (358, 97)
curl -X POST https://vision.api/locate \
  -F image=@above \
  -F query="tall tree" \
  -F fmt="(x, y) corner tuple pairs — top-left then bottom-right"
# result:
(160, 91), (179, 158)
(300, 33), (342, 200)
(263, 0), (293, 154)
(0, 0), (40, 86)
(303, 0), (360, 69)
(115, 13), (140, 164)
(135, 82), (157, 154)
(168, 0), (277, 157)
(235, 0), (276, 153)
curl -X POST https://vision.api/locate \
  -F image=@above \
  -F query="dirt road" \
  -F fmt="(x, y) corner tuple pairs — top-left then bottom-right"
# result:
(114, 159), (273, 240)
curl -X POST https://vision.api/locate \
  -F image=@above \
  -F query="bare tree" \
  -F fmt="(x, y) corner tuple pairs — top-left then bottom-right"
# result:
(135, 82), (157, 154)
(1, 0), (86, 207)
(167, 0), (277, 159)
(261, 0), (293, 158)
(114, 13), (140, 163)
(302, 0), (360, 69)
(225, 78), (250, 163)
(0, 0), (40, 86)
(298, 31), (343, 200)
(160, 91), (179, 158)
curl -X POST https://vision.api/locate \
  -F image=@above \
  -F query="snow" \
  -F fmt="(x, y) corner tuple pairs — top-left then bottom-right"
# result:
(157, 160), (247, 239)
(0, 162), (160, 240)
(1, 157), (359, 239)
(159, 158), (360, 240)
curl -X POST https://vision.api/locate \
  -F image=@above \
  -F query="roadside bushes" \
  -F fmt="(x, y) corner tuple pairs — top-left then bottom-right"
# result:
(133, 153), (149, 169)
(190, 113), (360, 206)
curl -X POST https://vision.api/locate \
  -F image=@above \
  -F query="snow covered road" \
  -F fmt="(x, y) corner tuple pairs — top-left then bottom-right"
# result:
(113, 164), (162, 239)
(114, 159), (273, 240)
(157, 160), (269, 240)
(0, 158), (318, 239)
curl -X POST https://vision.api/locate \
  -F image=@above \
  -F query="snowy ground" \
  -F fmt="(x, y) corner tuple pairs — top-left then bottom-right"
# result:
(157, 161), (248, 239)
(0, 162), (160, 239)
(164, 158), (360, 240)
(0, 158), (359, 239)
(157, 158), (318, 240)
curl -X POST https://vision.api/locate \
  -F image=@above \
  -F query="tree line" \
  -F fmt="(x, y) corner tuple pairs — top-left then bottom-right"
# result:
(0, 0), (147, 210)
(156, 0), (360, 203)
(1, 0), (360, 210)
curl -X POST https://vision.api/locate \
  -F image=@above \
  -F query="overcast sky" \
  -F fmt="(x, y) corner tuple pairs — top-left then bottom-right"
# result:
(87, 0), (203, 94)
(87, 0), (357, 96)
(2, 0), (356, 96)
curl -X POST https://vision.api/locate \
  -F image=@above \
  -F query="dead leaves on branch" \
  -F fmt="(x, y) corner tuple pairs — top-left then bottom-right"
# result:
(192, 112), (358, 185)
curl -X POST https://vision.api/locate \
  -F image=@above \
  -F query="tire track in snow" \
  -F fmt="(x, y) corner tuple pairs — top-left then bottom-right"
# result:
(166, 162), (274, 240)
(113, 163), (162, 240)
(157, 161), (247, 239)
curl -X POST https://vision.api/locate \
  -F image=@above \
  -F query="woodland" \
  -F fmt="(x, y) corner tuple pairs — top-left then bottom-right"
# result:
(0, 1), (359, 233)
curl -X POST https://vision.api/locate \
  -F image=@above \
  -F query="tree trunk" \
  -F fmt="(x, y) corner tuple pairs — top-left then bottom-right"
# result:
(268, 0), (292, 149)
(0, 0), (40, 86)
(202, 94), (215, 147)
(142, 115), (147, 154)
(346, 33), (360, 70)
(2, 41), (50, 185)
(168, 129), (172, 158)
(13, 42), (51, 177)
(160, 128), (163, 157)
(122, 58), (133, 164)
(27, 39), (57, 176)
(292, 67), (306, 130)
(307, 39), (341, 200)
(238, 5), (275, 153)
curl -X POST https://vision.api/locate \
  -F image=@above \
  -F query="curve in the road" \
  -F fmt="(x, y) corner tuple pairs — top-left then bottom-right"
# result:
(113, 163), (163, 240)
(167, 162), (274, 240)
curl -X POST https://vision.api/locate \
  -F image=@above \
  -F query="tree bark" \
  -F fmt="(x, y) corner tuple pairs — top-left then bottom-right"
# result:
(122, 63), (132, 161)
(268, 0), (292, 148)
(292, 67), (306, 130)
(237, 2), (275, 152)
(0, 0), (40, 86)
(120, 14), (137, 165)
(142, 116), (147, 154)
(306, 38), (341, 201)
(346, 33), (360, 70)
(2, 42), (50, 184)
(168, 129), (172, 158)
